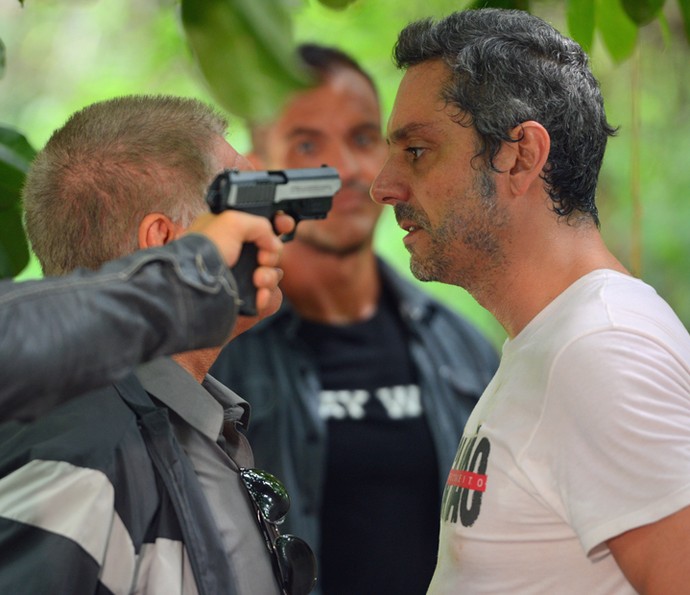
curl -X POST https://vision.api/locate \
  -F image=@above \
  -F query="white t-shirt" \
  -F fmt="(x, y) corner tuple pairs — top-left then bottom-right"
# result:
(429, 270), (690, 594)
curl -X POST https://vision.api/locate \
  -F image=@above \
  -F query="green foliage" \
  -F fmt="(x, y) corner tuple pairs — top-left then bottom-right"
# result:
(468, 0), (531, 10)
(680, 0), (690, 39)
(597, 0), (639, 62)
(476, 0), (642, 63)
(181, 0), (313, 122)
(566, 0), (596, 51)
(0, 127), (34, 277)
(0, 38), (5, 79)
(316, 0), (358, 9)
(622, 0), (666, 24)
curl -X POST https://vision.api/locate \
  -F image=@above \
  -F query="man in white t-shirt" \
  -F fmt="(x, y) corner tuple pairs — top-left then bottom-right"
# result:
(371, 8), (690, 594)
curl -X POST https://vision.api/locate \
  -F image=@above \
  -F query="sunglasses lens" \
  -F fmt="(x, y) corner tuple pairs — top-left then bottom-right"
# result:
(240, 468), (290, 524)
(275, 535), (317, 595)
(240, 468), (316, 593)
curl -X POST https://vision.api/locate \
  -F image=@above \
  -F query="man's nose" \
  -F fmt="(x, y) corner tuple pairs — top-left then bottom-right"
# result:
(370, 160), (407, 205)
(327, 143), (363, 184)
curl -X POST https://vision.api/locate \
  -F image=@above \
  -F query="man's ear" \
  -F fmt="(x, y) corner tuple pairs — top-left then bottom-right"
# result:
(499, 121), (550, 197)
(137, 212), (182, 249)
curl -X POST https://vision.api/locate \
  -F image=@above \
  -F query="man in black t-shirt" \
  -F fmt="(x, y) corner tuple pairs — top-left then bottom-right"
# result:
(211, 44), (499, 595)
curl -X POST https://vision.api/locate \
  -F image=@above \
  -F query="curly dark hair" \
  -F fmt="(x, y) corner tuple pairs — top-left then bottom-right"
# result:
(394, 8), (617, 225)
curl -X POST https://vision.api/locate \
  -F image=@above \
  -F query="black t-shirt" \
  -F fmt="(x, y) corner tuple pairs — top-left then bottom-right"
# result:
(297, 287), (440, 595)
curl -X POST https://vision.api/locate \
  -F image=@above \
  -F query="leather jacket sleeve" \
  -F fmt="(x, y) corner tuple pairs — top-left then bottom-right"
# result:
(0, 234), (239, 422)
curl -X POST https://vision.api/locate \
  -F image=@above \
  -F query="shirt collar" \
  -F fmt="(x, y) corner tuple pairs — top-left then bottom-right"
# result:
(136, 357), (250, 441)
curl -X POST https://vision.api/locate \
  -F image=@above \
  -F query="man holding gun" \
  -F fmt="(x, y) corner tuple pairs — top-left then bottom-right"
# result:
(206, 166), (340, 315)
(0, 95), (332, 594)
(0, 212), (290, 421)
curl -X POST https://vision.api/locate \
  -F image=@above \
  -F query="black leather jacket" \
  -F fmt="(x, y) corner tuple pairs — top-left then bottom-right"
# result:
(0, 234), (239, 421)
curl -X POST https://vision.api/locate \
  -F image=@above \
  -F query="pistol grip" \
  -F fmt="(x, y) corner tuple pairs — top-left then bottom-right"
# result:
(232, 243), (258, 316)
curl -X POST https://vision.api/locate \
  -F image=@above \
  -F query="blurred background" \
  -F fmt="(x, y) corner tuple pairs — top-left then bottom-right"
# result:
(2, 0), (689, 347)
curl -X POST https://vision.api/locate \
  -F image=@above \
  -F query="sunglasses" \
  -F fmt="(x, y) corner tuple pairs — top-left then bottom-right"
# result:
(239, 468), (317, 595)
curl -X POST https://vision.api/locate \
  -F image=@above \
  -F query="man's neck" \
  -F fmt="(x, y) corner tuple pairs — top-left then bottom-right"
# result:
(479, 224), (628, 339)
(172, 347), (222, 383)
(280, 242), (381, 325)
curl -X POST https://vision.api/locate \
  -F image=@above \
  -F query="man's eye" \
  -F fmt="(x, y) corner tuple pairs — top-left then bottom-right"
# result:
(406, 147), (425, 160)
(353, 133), (372, 147)
(296, 141), (317, 155)
(354, 132), (383, 148)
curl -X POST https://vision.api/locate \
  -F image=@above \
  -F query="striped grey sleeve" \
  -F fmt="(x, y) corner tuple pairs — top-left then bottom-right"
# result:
(0, 458), (199, 595)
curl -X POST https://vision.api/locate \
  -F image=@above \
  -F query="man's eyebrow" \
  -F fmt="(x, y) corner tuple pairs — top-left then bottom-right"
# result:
(388, 122), (435, 144)
(285, 127), (323, 139)
(285, 123), (381, 139)
(352, 122), (383, 134)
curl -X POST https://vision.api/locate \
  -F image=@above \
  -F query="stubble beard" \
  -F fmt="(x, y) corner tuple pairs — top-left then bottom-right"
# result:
(403, 167), (506, 293)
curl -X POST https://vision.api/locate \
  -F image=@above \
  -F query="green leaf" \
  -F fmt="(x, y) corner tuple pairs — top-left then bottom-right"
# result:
(0, 38), (5, 79)
(467, 0), (530, 9)
(0, 127), (36, 210)
(0, 127), (35, 278)
(566, 0), (596, 52)
(0, 205), (30, 278)
(596, 0), (638, 63)
(0, 126), (36, 165)
(316, 0), (358, 8)
(621, 0), (665, 25)
(181, 0), (313, 122)
(656, 10), (672, 46)
(679, 0), (690, 43)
